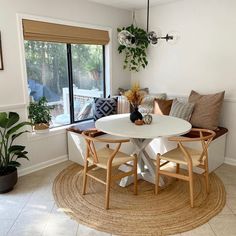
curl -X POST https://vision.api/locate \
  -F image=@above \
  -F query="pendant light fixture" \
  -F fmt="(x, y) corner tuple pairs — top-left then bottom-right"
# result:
(146, 0), (175, 45)
(118, 0), (176, 47)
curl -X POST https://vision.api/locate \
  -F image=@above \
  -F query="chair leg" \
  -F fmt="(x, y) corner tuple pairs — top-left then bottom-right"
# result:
(188, 167), (194, 208)
(176, 163), (180, 181)
(204, 159), (210, 194)
(133, 155), (138, 195)
(176, 163), (180, 173)
(82, 160), (88, 195)
(105, 167), (111, 210)
(155, 154), (161, 195)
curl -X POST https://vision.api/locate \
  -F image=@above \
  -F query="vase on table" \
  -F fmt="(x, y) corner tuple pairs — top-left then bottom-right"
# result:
(143, 113), (153, 125)
(130, 107), (143, 123)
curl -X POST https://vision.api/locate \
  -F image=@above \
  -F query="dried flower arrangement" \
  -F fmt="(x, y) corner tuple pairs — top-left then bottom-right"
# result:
(124, 84), (145, 108)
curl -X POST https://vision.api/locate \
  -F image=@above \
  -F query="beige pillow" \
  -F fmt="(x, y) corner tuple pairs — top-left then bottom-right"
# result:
(188, 90), (225, 130)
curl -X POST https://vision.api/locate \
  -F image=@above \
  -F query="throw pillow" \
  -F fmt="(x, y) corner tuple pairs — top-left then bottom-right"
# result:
(76, 101), (93, 120)
(139, 93), (167, 114)
(188, 90), (225, 130)
(154, 99), (173, 115)
(93, 97), (118, 121)
(117, 96), (130, 114)
(169, 99), (195, 121)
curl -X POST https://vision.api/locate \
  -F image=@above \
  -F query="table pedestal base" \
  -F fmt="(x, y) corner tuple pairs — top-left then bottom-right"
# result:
(119, 138), (165, 187)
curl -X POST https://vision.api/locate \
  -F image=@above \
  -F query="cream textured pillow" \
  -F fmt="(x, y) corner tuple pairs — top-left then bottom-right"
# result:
(188, 90), (225, 130)
(139, 93), (167, 114)
(169, 99), (195, 121)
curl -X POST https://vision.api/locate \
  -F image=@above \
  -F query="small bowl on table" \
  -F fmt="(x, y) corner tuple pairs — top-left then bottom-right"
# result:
(134, 119), (144, 126)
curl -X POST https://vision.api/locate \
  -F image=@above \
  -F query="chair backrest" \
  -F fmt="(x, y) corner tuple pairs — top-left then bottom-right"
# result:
(169, 128), (216, 164)
(82, 129), (129, 164)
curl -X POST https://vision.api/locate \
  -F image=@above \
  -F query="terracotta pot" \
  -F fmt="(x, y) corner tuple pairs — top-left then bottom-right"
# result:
(0, 167), (17, 193)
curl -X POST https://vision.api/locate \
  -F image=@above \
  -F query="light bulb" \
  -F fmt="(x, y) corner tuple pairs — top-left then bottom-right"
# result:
(118, 30), (136, 47)
(148, 31), (158, 45)
(166, 31), (180, 45)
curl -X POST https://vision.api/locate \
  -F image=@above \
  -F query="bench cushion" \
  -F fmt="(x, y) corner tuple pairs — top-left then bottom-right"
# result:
(67, 120), (105, 137)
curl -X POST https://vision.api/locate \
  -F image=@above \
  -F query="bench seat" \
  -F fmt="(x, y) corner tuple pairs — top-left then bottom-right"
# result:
(67, 120), (228, 172)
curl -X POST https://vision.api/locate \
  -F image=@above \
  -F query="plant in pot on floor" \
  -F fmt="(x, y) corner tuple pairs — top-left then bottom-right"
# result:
(0, 112), (31, 193)
(28, 96), (53, 133)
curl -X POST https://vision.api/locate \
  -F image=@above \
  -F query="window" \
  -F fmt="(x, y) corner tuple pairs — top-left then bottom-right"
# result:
(71, 44), (105, 122)
(23, 19), (109, 128)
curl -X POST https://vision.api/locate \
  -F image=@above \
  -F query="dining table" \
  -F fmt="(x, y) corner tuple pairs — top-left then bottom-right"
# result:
(95, 113), (192, 186)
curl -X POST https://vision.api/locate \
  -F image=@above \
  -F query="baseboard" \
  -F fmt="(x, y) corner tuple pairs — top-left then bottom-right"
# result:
(224, 157), (236, 166)
(18, 155), (68, 177)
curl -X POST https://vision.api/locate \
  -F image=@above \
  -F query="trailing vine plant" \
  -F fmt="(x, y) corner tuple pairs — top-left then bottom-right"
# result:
(117, 25), (149, 72)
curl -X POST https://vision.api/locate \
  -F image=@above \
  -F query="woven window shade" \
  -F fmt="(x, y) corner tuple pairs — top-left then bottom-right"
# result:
(22, 19), (109, 45)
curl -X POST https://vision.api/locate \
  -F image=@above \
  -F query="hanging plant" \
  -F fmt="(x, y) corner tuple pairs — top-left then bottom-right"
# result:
(117, 25), (149, 72)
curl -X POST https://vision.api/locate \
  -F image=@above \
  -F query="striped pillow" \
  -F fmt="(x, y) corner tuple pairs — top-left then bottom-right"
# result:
(169, 99), (195, 121)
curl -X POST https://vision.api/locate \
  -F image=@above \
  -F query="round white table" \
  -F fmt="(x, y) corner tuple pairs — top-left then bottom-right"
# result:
(96, 114), (192, 186)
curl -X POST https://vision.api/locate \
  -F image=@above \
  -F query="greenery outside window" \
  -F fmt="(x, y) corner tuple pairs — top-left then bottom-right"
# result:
(24, 40), (105, 127)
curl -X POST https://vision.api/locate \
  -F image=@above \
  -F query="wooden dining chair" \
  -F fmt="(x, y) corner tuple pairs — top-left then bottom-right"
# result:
(155, 128), (215, 207)
(82, 129), (138, 209)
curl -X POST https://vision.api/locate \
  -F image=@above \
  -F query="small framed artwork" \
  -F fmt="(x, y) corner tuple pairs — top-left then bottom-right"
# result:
(0, 32), (3, 70)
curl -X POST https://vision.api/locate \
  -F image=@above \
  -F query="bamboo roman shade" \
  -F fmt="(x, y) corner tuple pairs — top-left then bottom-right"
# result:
(22, 19), (109, 45)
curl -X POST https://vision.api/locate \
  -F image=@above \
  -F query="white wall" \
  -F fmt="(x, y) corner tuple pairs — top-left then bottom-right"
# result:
(133, 0), (236, 164)
(0, 0), (131, 174)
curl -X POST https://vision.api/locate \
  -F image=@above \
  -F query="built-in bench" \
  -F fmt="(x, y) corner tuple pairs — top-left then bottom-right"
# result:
(67, 120), (228, 172)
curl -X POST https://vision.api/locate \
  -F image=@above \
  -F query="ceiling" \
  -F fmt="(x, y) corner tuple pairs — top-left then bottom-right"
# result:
(89, 0), (181, 10)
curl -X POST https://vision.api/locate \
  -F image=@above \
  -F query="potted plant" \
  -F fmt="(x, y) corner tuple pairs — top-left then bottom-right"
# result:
(0, 112), (31, 193)
(124, 84), (145, 123)
(28, 96), (53, 133)
(117, 25), (149, 72)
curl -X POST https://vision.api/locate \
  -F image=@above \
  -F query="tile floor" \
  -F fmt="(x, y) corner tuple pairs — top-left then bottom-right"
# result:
(0, 161), (236, 236)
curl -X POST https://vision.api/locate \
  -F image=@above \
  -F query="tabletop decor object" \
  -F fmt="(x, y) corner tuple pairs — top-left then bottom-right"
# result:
(130, 107), (143, 123)
(134, 119), (144, 125)
(143, 113), (152, 125)
(124, 84), (145, 123)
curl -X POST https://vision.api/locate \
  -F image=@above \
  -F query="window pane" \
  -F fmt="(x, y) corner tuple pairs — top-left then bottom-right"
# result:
(71, 44), (104, 121)
(24, 41), (70, 127)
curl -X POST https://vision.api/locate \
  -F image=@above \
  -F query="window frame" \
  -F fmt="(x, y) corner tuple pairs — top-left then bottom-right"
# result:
(17, 14), (112, 130)
(67, 43), (106, 125)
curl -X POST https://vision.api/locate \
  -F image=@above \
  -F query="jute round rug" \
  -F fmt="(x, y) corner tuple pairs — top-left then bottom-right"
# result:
(53, 164), (226, 236)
